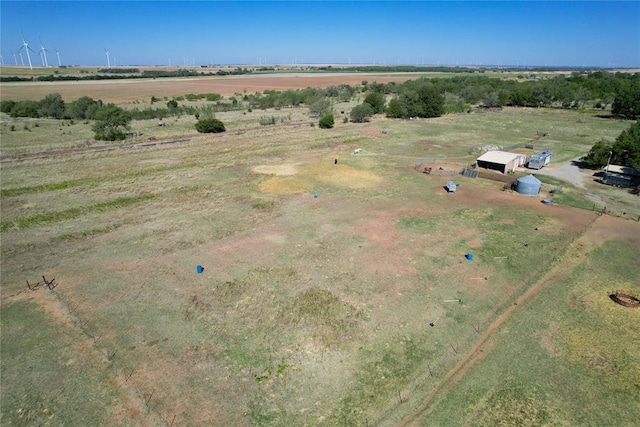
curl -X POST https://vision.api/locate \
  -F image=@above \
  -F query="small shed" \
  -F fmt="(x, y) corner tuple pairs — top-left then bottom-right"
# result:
(476, 151), (526, 174)
(516, 174), (542, 195)
(602, 165), (640, 188)
(445, 181), (457, 192)
(527, 150), (552, 170)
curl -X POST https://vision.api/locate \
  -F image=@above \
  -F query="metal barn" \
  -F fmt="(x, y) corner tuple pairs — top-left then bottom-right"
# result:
(476, 151), (526, 174)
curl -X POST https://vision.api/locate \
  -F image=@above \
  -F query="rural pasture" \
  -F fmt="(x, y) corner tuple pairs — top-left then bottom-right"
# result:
(1, 74), (639, 426)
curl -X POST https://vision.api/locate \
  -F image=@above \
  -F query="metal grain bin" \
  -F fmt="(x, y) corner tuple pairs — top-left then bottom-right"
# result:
(516, 174), (542, 196)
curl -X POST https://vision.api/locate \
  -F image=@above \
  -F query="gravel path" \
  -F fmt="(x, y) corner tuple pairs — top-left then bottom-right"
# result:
(533, 157), (592, 189)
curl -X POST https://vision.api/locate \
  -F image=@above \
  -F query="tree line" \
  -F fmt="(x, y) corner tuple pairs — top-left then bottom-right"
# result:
(2, 71), (639, 140)
(0, 67), (253, 83)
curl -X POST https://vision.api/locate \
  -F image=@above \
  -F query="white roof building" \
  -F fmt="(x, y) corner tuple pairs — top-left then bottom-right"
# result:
(476, 151), (526, 174)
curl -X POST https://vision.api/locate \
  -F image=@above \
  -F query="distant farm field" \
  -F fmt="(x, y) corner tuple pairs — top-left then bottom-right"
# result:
(0, 72), (423, 103)
(1, 76), (639, 426)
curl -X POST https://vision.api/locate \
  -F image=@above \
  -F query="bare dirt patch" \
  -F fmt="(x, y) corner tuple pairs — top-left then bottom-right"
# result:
(534, 321), (561, 357)
(350, 210), (420, 277)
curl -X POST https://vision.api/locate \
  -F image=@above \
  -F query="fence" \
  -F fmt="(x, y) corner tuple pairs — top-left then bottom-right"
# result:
(19, 281), (182, 426)
(591, 204), (640, 222)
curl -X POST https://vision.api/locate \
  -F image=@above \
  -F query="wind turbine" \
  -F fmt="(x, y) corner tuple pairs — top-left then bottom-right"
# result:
(11, 51), (18, 65)
(18, 34), (35, 70)
(19, 52), (24, 66)
(104, 48), (111, 68)
(38, 37), (50, 67)
(55, 49), (61, 67)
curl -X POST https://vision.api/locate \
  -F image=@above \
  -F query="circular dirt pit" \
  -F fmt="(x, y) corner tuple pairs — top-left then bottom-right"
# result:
(609, 292), (640, 308)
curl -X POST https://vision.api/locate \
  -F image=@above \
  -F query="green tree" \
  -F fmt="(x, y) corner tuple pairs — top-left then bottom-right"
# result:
(68, 96), (102, 120)
(350, 103), (374, 123)
(384, 80), (444, 119)
(92, 104), (132, 141)
(417, 84), (444, 117)
(612, 120), (640, 168)
(337, 84), (356, 102)
(0, 100), (16, 114)
(581, 139), (612, 168)
(308, 97), (332, 117)
(364, 92), (386, 114)
(38, 93), (66, 119)
(612, 81), (640, 119)
(319, 113), (335, 129)
(481, 91), (501, 108)
(195, 118), (226, 133)
(8, 100), (40, 118)
(385, 98), (404, 118)
(581, 120), (640, 169)
(572, 87), (591, 110)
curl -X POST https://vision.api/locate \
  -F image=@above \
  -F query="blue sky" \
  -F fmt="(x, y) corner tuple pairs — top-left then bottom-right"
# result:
(1, 1), (639, 68)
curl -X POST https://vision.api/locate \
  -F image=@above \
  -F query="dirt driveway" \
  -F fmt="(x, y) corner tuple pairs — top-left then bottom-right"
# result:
(534, 158), (592, 189)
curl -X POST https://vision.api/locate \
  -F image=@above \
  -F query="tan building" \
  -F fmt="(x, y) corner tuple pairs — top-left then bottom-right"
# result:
(476, 151), (526, 174)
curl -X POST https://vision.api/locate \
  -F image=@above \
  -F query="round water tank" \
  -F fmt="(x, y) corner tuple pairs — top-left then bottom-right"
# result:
(516, 174), (542, 196)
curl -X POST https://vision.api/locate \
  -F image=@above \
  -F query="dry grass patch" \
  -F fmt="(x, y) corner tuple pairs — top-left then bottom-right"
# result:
(258, 176), (314, 195)
(301, 162), (383, 189)
(563, 281), (640, 391)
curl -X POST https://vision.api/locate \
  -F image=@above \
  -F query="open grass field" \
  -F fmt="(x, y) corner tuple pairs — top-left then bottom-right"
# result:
(1, 75), (639, 426)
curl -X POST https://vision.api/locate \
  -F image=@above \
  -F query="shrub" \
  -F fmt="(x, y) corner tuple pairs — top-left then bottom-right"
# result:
(350, 103), (374, 123)
(308, 97), (332, 117)
(364, 92), (386, 114)
(92, 104), (132, 141)
(195, 118), (226, 133)
(205, 93), (222, 102)
(259, 116), (276, 126)
(319, 113), (335, 129)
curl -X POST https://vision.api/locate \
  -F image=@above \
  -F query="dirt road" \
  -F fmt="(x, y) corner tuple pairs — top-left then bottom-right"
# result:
(398, 213), (605, 426)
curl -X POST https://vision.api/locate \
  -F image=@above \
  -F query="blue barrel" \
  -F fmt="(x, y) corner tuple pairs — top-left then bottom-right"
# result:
(313, 193), (318, 199)
(196, 265), (204, 274)
(466, 252), (473, 261)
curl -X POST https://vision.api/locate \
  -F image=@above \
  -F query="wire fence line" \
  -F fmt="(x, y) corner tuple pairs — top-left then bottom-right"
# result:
(37, 287), (183, 426)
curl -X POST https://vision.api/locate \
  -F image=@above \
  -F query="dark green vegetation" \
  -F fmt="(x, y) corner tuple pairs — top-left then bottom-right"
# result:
(319, 113), (335, 129)
(92, 104), (132, 141)
(582, 120), (640, 169)
(194, 117), (226, 133)
(350, 103), (374, 123)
